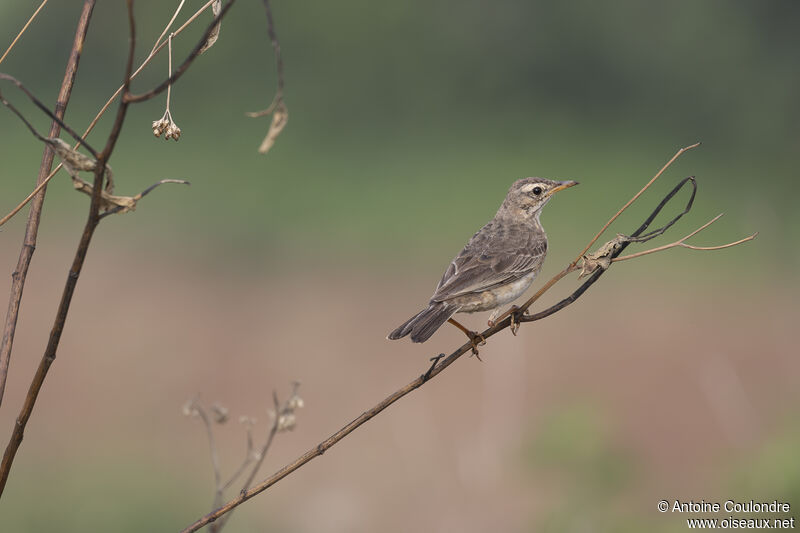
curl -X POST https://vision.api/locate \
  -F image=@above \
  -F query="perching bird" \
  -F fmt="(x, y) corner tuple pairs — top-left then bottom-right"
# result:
(388, 177), (578, 344)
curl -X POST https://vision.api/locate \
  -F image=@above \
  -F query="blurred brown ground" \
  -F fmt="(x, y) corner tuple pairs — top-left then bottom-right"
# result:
(0, 241), (796, 532)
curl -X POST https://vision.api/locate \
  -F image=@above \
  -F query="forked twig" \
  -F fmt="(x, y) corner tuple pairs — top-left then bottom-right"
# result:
(186, 385), (303, 533)
(613, 214), (758, 262)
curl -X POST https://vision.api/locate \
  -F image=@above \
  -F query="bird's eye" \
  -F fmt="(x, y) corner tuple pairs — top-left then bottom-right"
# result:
(532, 186), (542, 196)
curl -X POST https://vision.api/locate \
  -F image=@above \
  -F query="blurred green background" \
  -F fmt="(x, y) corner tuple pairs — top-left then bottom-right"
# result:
(0, 1), (797, 532)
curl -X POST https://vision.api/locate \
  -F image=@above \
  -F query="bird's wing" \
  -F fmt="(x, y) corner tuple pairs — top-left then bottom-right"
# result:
(431, 222), (547, 302)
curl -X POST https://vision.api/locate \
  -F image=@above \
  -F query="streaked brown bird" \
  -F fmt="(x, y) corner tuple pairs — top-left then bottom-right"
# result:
(388, 177), (578, 345)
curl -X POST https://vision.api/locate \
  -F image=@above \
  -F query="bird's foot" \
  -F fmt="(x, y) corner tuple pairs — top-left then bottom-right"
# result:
(446, 317), (486, 359)
(509, 306), (523, 336)
(468, 331), (486, 360)
(487, 305), (525, 335)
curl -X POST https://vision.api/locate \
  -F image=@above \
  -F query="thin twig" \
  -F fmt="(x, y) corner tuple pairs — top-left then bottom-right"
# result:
(520, 176), (699, 324)
(0, 0), (94, 411)
(572, 142), (701, 265)
(125, 0), (238, 104)
(614, 214), (758, 261)
(150, 0), (187, 58)
(249, 0), (288, 154)
(220, 423), (255, 491)
(194, 404), (223, 517)
(0, 74), (100, 158)
(246, 0), (284, 118)
(0, 0), (136, 497)
(212, 391), (282, 533)
(0, 0), (49, 66)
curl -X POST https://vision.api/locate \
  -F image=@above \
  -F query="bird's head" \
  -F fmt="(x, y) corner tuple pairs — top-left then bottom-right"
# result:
(500, 177), (579, 222)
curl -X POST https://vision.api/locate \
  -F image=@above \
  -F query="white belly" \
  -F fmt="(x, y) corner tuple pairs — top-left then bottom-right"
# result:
(457, 271), (537, 313)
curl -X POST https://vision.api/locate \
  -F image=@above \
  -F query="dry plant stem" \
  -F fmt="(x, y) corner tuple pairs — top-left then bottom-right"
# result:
(520, 176), (698, 324)
(0, 1), (95, 409)
(573, 142), (701, 264)
(0, 0), (136, 497)
(0, 74), (100, 159)
(125, 0), (237, 104)
(0, 0), (218, 228)
(613, 214), (758, 262)
(0, 0), (49, 66)
(180, 172), (716, 533)
(246, 0), (284, 118)
(211, 394), (281, 533)
(194, 406), (223, 515)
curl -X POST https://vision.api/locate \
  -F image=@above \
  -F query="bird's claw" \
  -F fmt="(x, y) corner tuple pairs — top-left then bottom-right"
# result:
(468, 331), (486, 359)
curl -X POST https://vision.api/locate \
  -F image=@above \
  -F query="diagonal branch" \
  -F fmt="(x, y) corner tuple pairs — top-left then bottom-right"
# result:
(0, 0), (137, 497)
(180, 150), (755, 532)
(0, 0), (95, 410)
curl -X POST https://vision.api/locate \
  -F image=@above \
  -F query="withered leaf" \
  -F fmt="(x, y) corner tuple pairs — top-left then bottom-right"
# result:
(48, 137), (114, 193)
(198, 0), (222, 55)
(579, 234), (629, 278)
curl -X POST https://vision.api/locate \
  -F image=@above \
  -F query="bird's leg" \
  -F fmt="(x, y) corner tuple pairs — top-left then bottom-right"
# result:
(488, 305), (526, 334)
(487, 307), (504, 327)
(509, 306), (522, 336)
(447, 318), (486, 357)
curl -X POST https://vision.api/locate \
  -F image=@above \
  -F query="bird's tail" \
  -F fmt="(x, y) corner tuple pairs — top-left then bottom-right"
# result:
(387, 302), (458, 343)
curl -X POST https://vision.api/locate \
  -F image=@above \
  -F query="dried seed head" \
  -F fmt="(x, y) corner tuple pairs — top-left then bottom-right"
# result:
(238, 415), (257, 427)
(152, 110), (181, 141)
(276, 412), (296, 432)
(287, 393), (304, 410)
(182, 398), (199, 417)
(211, 403), (229, 424)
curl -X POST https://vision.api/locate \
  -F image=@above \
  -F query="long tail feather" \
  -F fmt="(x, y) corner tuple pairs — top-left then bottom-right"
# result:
(387, 302), (458, 343)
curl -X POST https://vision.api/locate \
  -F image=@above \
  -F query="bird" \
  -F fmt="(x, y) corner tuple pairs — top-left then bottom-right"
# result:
(387, 177), (578, 347)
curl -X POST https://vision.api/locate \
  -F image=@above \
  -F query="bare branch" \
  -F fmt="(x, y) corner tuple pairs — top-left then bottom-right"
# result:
(0, 0), (136, 496)
(0, 0), (94, 411)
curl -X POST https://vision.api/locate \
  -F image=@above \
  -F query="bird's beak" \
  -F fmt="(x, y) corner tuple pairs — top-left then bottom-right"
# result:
(549, 180), (579, 195)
